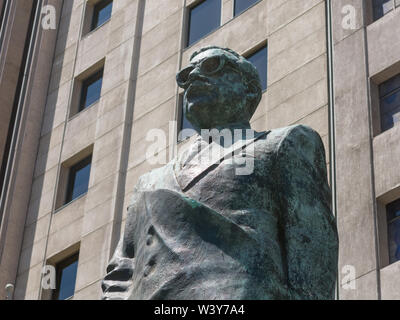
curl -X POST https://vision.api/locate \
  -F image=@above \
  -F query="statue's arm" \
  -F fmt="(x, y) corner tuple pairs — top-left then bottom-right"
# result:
(275, 125), (338, 300)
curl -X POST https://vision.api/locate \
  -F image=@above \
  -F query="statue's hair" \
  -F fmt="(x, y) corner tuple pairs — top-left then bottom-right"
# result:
(190, 46), (262, 119)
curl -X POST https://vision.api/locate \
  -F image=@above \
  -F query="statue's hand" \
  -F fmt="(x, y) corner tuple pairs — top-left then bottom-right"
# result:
(101, 255), (134, 300)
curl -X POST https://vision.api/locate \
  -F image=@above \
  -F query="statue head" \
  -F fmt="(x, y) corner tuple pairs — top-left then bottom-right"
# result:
(176, 46), (262, 130)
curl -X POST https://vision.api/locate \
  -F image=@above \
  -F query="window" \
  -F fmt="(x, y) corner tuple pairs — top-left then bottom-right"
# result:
(372, 0), (395, 21)
(187, 0), (221, 47)
(378, 73), (400, 132)
(53, 253), (79, 300)
(386, 199), (400, 264)
(178, 94), (196, 142)
(79, 68), (103, 112)
(65, 155), (92, 205)
(234, 0), (261, 16)
(247, 45), (268, 91)
(91, 0), (113, 31)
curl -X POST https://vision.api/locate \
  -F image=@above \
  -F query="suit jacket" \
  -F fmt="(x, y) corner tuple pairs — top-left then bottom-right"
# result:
(101, 124), (338, 300)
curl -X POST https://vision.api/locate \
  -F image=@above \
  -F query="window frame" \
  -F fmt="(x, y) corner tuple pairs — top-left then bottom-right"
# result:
(79, 68), (104, 113)
(233, 0), (262, 17)
(52, 253), (79, 300)
(378, 74), (400, 133)
(245, 43), (268, 92)
(370, 0), (397, 22)
(186, 0), (222, 48)
(65, 154), (92, 205)
(91, 0), (113, 31)
(386, 199), (400, 265)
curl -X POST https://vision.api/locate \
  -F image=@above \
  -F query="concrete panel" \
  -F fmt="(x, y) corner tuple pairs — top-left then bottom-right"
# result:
(46, 217), (83, 259)
(267, 79), (328, 130)
(142, 0), (183, 35)
(268, 2), (326, 60)
(268, 27), (326, 85)
(84, 173), (119, 212)
(74, 247), (110, 291)
(332, 0), (365, 44)
(73, 280), (102, 300)
(90, 148), (121, 189)
(21, 214), (51, 251)
(135, 54), (179, 101)
(373, 125), (400, 198)
(266, 0), (322, 35)
(51, 196), (86, 236)
(132, 96), (176, 141)
(381, 261), (400, 299)
(61, 107), (98, 162)
(92, 124), (124, 161)
(334, 29), (378, 279)
(17, 238), (47, 276)
(81, 197), (116, 237)
(367, 9), (400, 78)
(266, 54), (327, 112)
(79, 223), (114, 265)
(141, 8), (181, 56)
(14, 263), (42, 300)
(339, 270), (378, 300)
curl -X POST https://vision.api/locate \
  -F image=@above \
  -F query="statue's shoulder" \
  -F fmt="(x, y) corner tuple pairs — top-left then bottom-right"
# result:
(265, 124), (324, 155)
(134, 157), (183, 195)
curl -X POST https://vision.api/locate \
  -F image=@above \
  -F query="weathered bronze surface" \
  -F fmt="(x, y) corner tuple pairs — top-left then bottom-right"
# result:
(101, 46), (338, 300)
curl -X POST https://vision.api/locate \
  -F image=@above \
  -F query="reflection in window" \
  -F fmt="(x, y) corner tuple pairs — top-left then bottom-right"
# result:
(187, 0), (221, 47)
(247, 45), (268, 91)
(234, 0), (260, 16)
(92, 0), (113, 30)
(65, 155), (92, 204)
(80, 69), (103, 112)
(387, 199), (400, 264)
(379, 73), (400, 132)
(372, 0), (394, 21)
(53, 253), (79, 300)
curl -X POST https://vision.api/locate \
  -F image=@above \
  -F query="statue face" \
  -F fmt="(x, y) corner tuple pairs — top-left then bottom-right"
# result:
(177, 48), (250, 130)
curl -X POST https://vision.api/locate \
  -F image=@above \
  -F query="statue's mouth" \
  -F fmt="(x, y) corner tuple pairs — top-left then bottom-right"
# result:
(187, 80), (211, 92)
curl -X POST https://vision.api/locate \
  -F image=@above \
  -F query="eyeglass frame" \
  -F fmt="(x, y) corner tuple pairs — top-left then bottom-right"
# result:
(176, 53), (246, 89)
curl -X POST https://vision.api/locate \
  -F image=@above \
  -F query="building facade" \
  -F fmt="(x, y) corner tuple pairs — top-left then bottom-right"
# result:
(0, 0), (399, 300)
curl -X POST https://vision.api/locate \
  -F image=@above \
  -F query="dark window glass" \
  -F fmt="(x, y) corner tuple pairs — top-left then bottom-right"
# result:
(80, 69), (103, 112)
(91, 0), (113, 30)
(234, 0), (260, 16)
(387, 199), (400, 264)
(187, 0), (221, 47)
(379, 73), (400, 132)
(373, 0), (394, 21)
(247, 45), (268, 91)
(178, 95), (196, 141)
(53, 254), (79, 300)
(65, 155), (92, 204)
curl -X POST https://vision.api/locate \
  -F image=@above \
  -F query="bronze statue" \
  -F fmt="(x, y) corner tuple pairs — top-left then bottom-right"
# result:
(101, 46), (338, 300)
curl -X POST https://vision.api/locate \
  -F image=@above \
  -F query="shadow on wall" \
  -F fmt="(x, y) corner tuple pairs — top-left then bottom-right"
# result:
(13, 0), (73, 300)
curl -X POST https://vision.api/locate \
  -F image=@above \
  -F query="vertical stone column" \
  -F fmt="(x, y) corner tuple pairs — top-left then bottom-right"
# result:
(332, 0), (380, 299)
(0, 0), (63, 300)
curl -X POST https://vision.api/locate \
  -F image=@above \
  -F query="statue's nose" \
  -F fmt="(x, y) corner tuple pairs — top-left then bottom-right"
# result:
(188, 66), (201, 80)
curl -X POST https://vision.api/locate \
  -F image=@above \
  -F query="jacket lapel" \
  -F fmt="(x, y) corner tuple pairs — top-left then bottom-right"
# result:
(175, 131), (270, 192)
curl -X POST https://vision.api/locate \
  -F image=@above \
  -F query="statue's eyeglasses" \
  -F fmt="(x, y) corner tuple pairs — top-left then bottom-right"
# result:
(177, 55), (239, 88)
